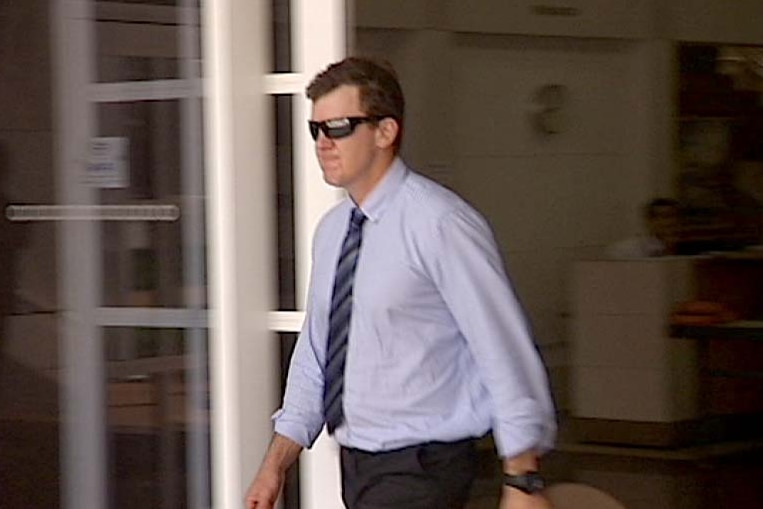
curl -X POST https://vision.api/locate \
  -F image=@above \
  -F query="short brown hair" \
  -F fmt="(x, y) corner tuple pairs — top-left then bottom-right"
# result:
(307, 57), (405, 152)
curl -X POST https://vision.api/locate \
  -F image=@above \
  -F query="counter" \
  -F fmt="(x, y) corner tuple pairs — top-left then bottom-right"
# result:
(571, 254), (763, 447)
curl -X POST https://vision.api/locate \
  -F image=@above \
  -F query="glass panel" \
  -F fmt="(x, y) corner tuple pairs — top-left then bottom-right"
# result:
(1, 1), (208, 507)
(94, 0), (201, 82)
(101, 219), (188, 307)
(97, 101), (183, 199)
(105, 327), (210, 509)
(274, 95), (296, 310)
(271, 0), (292, 73)
(0, 3), (60, 505)
(96, 100), (203, 308)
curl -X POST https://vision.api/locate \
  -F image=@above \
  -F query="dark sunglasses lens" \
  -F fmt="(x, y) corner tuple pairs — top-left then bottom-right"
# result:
(309, 118), (368, 140)
(325, 124), (353, 139)
(308, 121), (320, 140)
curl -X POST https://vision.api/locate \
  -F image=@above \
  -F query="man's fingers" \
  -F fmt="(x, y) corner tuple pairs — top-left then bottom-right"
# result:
(245, 495), (274, 509)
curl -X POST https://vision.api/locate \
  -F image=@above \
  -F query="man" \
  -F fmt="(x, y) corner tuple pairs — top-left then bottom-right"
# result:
(607, 198), (681, 258)
(246, 57), (556, 509)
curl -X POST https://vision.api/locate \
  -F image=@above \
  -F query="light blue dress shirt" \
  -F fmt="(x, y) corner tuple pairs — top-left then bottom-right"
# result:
(273, 158), (556, 459)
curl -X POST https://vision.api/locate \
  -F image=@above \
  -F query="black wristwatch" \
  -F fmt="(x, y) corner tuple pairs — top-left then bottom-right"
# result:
(503, 471), (546, 494)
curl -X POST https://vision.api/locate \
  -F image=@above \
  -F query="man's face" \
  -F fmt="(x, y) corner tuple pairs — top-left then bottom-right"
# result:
(310, 85), (379, 195)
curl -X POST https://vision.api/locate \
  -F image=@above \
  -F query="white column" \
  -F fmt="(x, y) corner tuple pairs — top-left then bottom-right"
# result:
(179, 1), (209, 508)
(202, 1), (278, 508)
(293, 1), (346, 509)
(52, 1), (107, 508)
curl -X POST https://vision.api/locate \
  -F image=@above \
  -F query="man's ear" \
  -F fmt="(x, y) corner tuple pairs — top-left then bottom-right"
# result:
(375, 117), (399, 150)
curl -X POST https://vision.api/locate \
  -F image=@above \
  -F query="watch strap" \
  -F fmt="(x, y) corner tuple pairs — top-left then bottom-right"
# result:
(503, 471), (546, 494)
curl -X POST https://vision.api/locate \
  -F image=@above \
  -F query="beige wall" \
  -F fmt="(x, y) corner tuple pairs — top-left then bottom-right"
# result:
(354, 0), (763, 410)
(659, 0), (763, 44)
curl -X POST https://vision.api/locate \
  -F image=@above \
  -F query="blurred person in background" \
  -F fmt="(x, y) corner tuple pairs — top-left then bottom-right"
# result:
(607, 198), (682, 258)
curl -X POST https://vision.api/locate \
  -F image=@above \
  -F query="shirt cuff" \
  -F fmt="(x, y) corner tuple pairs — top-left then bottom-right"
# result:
(493, 419), (556, 459)
(272, 408), (322, 449)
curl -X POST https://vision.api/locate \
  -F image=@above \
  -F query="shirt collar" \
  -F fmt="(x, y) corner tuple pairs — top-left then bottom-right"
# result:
(354, 157), (408, 223)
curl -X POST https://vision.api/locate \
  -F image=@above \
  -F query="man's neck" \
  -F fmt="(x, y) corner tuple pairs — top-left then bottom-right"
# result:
(348, 153), (396, 205)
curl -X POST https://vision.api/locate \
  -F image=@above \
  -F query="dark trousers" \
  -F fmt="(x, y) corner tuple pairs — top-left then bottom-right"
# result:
(340, 438), (478, 509)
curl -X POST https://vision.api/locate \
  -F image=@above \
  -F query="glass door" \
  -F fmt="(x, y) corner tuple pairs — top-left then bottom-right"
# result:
(1, 1), (210, 508)
(1, 0), (347, 507)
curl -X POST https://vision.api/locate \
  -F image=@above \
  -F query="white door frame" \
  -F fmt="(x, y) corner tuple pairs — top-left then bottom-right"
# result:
(203, 0), (346, 508)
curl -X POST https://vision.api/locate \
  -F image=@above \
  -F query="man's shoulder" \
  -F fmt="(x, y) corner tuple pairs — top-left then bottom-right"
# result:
(401, 171), (492, 238)
(402, 170), (472, 220)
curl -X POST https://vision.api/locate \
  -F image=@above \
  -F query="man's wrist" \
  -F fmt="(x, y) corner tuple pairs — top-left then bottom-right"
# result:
(263, 433), (303, 474)
(503, 471), (546, 494)
(501, 449), (545, 495)
(503, 449), (540, 475)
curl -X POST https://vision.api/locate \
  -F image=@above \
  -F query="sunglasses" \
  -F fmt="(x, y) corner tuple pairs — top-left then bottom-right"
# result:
(308, 116), (385, 141)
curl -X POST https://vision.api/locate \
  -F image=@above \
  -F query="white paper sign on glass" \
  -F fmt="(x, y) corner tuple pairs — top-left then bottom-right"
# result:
(86, 137), (129, 188)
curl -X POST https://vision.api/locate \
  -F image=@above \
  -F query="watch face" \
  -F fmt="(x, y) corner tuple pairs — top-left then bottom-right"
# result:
(504, 472), (546, 494)
(528, 473), (546, 491)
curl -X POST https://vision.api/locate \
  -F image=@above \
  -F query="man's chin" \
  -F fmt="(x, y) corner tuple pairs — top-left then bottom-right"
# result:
(321, 170), (343, 188)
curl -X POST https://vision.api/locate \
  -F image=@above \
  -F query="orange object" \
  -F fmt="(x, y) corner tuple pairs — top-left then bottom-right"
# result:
(670, 300), (739, 325)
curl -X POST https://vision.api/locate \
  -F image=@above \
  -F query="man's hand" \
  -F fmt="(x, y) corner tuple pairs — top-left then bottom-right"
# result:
(500, 487), (553, 509)
(244, 462), (285, 509)
(244, 434), (303, 509)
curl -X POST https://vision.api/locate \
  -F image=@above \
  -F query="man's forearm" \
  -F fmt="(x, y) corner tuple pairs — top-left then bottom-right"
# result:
(245, 434), (304, 508)
(262, 433), (303, 474)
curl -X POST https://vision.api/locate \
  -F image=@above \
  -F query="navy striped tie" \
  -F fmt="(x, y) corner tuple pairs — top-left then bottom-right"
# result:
(323, 207), (366, 434)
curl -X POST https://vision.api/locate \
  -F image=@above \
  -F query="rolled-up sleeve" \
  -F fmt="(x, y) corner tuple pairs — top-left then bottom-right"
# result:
(272, 256), (327, 448)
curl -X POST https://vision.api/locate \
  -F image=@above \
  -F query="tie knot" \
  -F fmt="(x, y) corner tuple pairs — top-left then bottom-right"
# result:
(350, 208), (366, 229)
